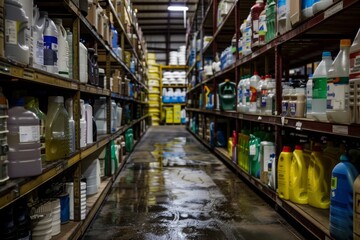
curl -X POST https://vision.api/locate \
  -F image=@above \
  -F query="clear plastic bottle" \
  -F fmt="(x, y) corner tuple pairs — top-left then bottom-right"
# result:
(45, 96), (70, 161)
(54, 18), (69, 77)
(326, 39), (351, 124)
(8, 98), (42, 177)
(309, 51), (333, 121)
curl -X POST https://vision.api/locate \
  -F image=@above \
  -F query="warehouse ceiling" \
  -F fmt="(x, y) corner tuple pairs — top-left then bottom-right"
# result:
(132, 0), (198, 63)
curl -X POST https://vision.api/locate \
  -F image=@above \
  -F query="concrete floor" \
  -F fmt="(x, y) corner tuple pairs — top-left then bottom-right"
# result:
(83, 126), (304, 240)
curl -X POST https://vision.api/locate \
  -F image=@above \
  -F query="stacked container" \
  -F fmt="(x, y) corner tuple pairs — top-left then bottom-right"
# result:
(147, 53), (161, 125)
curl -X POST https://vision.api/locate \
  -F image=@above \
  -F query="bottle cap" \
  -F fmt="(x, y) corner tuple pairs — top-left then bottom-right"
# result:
(295, 145), (303, 150)
(282, 146), (291, 152)
(322, 51), (331, 57)
(340, 39), (351, 47)
(339, 154), (349, 162)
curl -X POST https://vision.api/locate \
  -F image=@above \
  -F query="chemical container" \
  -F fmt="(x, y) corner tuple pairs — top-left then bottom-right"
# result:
(79, 41), (88, 83)
(80, 99), (86, 148)
(268, 153), (277, 190)
(83, 159), (100, 196)
(312, 0), (333, 15)
(8, 98), (42, 178)
(54, 18), (69, 77)
(249, 72), (261, 113)
(289, 145), (309, 204)
(32, 6), (45, 69)
(302, 0), (314, 19)
(218, 79), (236, 111)
(66, 28), (73, 79)
(125, 128), (134, 152)
(85, 102), (93, 144)
(4, 0), (30, 65)
(277, 0), (291, 35)
(251, 0), (265, 49)
(259, 141), (275, 185)
(327, 39), (351, 124)
(0, 88), (8, 185)
(43, 12), (58, 74)
(307, 145), (332, 209)
(289, 87), (306, 118)
(350, 28), (360, 79)
(87, 48), (96, 85)
(249, 134), (261, 178)
(66, 182), (86, 220)
(45, 96), (70, 161)
(330, 154), (358, 240)
(277, 146), (292, 200)
(65, 98), (75, 154)
(237, 133), (250, 172)
(265, 0), (277, 42)
(94, 97), (107, 135)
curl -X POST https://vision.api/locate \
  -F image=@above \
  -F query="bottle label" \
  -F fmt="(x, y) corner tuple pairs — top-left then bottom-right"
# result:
(33, 30), (44, 65)
(282, 101), (288, 115)
(350, 51), (360, 79)
(250, 86), (257, 102)
(312, 77), (327, 99)
(44, 35), (58, 66)
(331, 176), (337, 190)
(327, 77), (349, 110)
(19, 125), (40, 143)
(290, 102), (296, 116)
(249, 144), (256, 155)
(5, 20), (18, 45)
(261, 89), (268, 107)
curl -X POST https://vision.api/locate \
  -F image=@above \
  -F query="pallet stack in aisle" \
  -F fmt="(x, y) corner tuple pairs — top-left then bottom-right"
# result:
(147, 53), (161, 126)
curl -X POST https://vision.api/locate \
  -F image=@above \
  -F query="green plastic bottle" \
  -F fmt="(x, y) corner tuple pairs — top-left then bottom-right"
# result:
(265, 0), (276, 42)
(125, 128), (134, 153)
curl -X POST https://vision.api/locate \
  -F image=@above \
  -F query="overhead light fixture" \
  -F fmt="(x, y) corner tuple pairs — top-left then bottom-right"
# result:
(167, 6), (188, 11)
(168, 5), (188, 28)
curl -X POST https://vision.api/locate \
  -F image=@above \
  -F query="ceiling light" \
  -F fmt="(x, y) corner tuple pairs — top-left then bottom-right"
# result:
(167, 6), (188, 11)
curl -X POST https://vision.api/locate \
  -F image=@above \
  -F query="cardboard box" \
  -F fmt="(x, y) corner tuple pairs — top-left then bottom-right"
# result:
(290, 0), (301, 26)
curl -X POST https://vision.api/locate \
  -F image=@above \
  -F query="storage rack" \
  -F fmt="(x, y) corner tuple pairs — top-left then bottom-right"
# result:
(0, 0), (150, 239)
(160, 65), (187, 124)
(186, 0), (360, 239)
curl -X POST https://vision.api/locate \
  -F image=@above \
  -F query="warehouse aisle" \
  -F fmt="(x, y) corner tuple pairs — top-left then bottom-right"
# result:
(83, 126), (304, 240)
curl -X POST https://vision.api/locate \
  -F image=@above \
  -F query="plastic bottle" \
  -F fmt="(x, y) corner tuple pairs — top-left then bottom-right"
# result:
(268, 153), (276, 189)
(258, 5), (267, 47)
(84, 102), (93, 144)
(302, 0), (314, 19)
(32, 6), (45, 69)
(111, 24), (118, 53)
(326, 39), (351, 124)
(306, 74), (313, 117)
(237, 77), (244, 112)
(232, 131), (237, 163)
(87, 48), (95, 85)
(290, 87), (306, 118)
(80, 99), (86, 148)
(243, 15), (253, 56)
(307, 145), (332, 209)
(249, 72), (260, 113)
(242, 75), (250, 113)
(43, 12), (58, 74)
(54, 18), (69, 77)
(218, 79), (236, 111)
(4, 0), (30, 65)
(249, 134), (261, 178)
(308, 51), (333, 121)
(312, 0), (333, 15)
(256, 76), (265, 113)
(330, 154), (358, 240)
(79, 41), (88, 83)
(251, 0), (265, 49)
(228, 137), (233, 158)
(265, 78), (275, 115)
(8, 98), (42, 177)
(350, 28), (360, 79)
(277, 146), (292, 200)
(93, 52), (99, 86)
(277, 0), (291, 35)
(25, 96), (46, 162)
(45, 96), (70, 161)
(259, 141), (275, 185)
(66, 28), (73, 79)
(65, 98), (75, 154)
(116, 103), (122, 130)
(94, 97), (107, 135)
(281, 87), (291, 116)
(289, 145), (309, 204)
(260, 75), (270, 114)
(111, 100), (117, 133)
(265, 0), (276, 42)
(15, 0), (32, 53)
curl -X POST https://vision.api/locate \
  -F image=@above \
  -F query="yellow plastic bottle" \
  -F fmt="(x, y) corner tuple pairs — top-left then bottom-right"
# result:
(307, 145), (332, 209)
(228, 137), (233, 158)
(277, 146), (293, 200)
(289, 145), (310, 204)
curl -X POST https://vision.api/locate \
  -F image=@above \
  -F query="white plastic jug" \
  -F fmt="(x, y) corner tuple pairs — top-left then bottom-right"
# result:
(54, 18), (69, 77)
(80, 99), (86, 148)
(32, 6), (45, 69)
(94, 97), (107, 135)
(79, 41), (88, 83)
(43, 12), (58, 74)
(350, 28), (360, 80)
(66, 28), (73, 79)
(5, 0), (30, 65)
(326, 39), (351, 124)
(84, 102), (93, 144)
(65, 98), (75, 154)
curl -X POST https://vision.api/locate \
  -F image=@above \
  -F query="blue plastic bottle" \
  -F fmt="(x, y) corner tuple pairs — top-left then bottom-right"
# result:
(330, 154), (359, 240)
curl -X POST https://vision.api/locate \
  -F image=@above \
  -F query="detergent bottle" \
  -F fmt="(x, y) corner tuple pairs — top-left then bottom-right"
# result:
(237, 77), (244, 112)
(265, 0), (276, 42)
(232, 131), (237, 163)
(66, 28), (73, 79)
(277, 146), (292, 200)
(80, 99), (86, 148)
(218, 79), (236, 111)
(326, 39), (351, 124)
(251, 0), (265, 49)
(268, 153), (277, 190)
(228, 137), (233, 158)
(302, 0), (314, 19)
(289, 145), (310, 204)
(307, 145), (332, 209)
(277, 0), (291, 35)
(330, 154), (358, 240)
(308, 51), (332, 121)
(249, 72), (261, 113)
(32, 6), (45, 69)
(249, 134), (261, 178)
(259, 141), (275, 184)
(54, 18), (69, 77)
(312, 0), (333, 15)
(43, 12), (58, 74)
(350, 28), (360, 79)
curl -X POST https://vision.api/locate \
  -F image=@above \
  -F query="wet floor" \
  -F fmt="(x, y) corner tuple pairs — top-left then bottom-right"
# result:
(83, 126), (304, 240)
